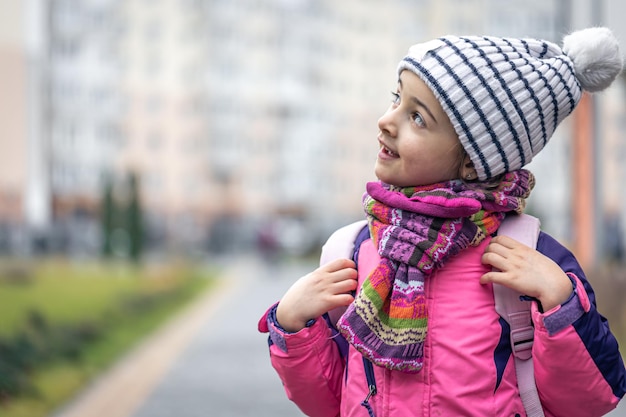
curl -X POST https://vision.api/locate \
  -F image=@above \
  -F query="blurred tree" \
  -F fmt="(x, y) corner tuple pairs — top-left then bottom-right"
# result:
(100, 172), (144, 262)
(126, 172), (143, 263)
(101, 177), (115, 258)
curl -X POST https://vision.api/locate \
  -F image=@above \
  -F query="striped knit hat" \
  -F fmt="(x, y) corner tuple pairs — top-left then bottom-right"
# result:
(398, 27), (623, 180)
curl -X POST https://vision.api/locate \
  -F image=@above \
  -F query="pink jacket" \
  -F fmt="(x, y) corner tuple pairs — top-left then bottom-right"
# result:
(259, 228), (626, 417)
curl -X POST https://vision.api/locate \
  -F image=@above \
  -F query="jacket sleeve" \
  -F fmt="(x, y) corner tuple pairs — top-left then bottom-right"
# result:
(532, 232), (626, 417)
(258, 303), (344, 417)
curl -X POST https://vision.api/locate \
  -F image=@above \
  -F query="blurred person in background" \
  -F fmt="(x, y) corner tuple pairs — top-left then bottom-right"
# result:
(259, 27), (626, 416)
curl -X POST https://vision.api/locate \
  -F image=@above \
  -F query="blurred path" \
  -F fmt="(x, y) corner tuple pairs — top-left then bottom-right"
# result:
(610, 401), (626, 417)
(49, 254), (626, 417)
(128, 255), (311, 417)
(50, 254), (311, 417)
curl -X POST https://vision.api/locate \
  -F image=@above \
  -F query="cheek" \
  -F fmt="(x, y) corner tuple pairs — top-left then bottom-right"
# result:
(409, 141), (449, 163)
(419, 142), (463, 178)
(435, 146), (460, 171)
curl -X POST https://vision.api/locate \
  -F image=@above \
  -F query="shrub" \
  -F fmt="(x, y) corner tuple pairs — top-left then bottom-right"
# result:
(0, 260), (212, 406)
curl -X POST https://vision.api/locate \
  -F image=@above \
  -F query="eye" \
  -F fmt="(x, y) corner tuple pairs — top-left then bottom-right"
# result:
(412, 112), (426, 127)
(390, 91), (400, 105)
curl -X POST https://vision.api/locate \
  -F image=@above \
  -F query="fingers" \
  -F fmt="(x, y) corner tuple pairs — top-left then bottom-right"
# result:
(482, 235), (529, 268)
(481, 248), (508, 271)
(324, 260), (358, 295)
(334, 293), (356, 307)
(331, 275), (358, 294)
(277, 262), (357, 331)
(480, 237), (544, 296)
(322, 257), (356, 272)
(481, 237), (510, 269)
(319, 258), (358, 282)
(480, 270), (506, 285)
(481, 251), (511, 272)
(484, 235), (519, 256)
(481, 236), (524, 283)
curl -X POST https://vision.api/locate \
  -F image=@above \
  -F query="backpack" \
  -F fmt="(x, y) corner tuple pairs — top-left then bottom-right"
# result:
(320, 213), (544, 417)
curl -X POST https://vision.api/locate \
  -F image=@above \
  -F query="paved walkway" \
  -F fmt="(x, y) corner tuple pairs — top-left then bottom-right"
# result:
(50, 254), (312, 417)
(49, 254), (626, 417)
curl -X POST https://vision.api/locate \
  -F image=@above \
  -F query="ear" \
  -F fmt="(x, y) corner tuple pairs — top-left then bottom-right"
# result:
(460, 154), (478, 181)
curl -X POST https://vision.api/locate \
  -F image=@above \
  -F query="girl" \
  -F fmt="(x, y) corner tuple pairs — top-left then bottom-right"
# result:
(258, 27), (626, 417)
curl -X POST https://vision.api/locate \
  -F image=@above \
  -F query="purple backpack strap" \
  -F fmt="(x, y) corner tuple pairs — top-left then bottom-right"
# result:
(495, 213), (544, 417)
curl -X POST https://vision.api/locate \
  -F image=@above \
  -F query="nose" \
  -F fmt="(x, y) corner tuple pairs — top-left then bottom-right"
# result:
(377, 106), (397, 137)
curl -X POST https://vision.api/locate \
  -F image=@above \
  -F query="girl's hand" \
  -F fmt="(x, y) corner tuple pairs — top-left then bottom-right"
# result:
(276, 258), (358, 332)
(480, 235), (573, 311)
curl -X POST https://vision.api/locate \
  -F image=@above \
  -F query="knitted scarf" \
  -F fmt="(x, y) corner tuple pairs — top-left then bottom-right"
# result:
(337, 169), (535, 373)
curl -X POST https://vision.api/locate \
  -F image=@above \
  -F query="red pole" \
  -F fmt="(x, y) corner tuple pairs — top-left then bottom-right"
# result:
(571, 92), (595, 269)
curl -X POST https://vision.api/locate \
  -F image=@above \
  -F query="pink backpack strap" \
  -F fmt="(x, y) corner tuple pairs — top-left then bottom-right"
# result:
(320, 220), (368, 266)
(494, 213), (544, 417)
(320, 220), (368, 328)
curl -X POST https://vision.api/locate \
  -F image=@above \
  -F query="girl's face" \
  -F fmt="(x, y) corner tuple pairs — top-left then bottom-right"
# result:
(375, 70), (463, 187)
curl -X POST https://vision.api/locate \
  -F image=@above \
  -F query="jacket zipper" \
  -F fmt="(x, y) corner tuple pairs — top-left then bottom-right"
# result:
(361, 357), (377, 417)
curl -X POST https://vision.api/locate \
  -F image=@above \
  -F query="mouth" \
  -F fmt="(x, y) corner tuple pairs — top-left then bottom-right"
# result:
(378, 140), (399, 158)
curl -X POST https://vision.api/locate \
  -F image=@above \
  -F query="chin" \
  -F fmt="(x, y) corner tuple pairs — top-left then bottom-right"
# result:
(374, 165), (409, 187)
(374, 165), (390, 183)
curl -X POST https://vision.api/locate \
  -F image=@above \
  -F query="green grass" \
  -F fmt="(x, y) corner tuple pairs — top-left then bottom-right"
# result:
(0, 258), (216, 417)
(0, 262), (136, 336)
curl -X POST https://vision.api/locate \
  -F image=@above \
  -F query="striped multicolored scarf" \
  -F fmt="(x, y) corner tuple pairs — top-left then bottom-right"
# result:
(337, 169), (535, 373)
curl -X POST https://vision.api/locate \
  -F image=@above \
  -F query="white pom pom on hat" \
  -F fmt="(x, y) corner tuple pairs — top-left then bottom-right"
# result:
(398, 26), (624, 180)
(563, 27), (624, 92)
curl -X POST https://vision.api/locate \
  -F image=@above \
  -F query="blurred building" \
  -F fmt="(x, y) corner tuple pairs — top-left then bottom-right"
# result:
(0, 0), (49, 253)
(117, 0), (212, 253)
(46, 0), (122, 255)
(0, 3), (26, 239)
(1, 0), (624, 259)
